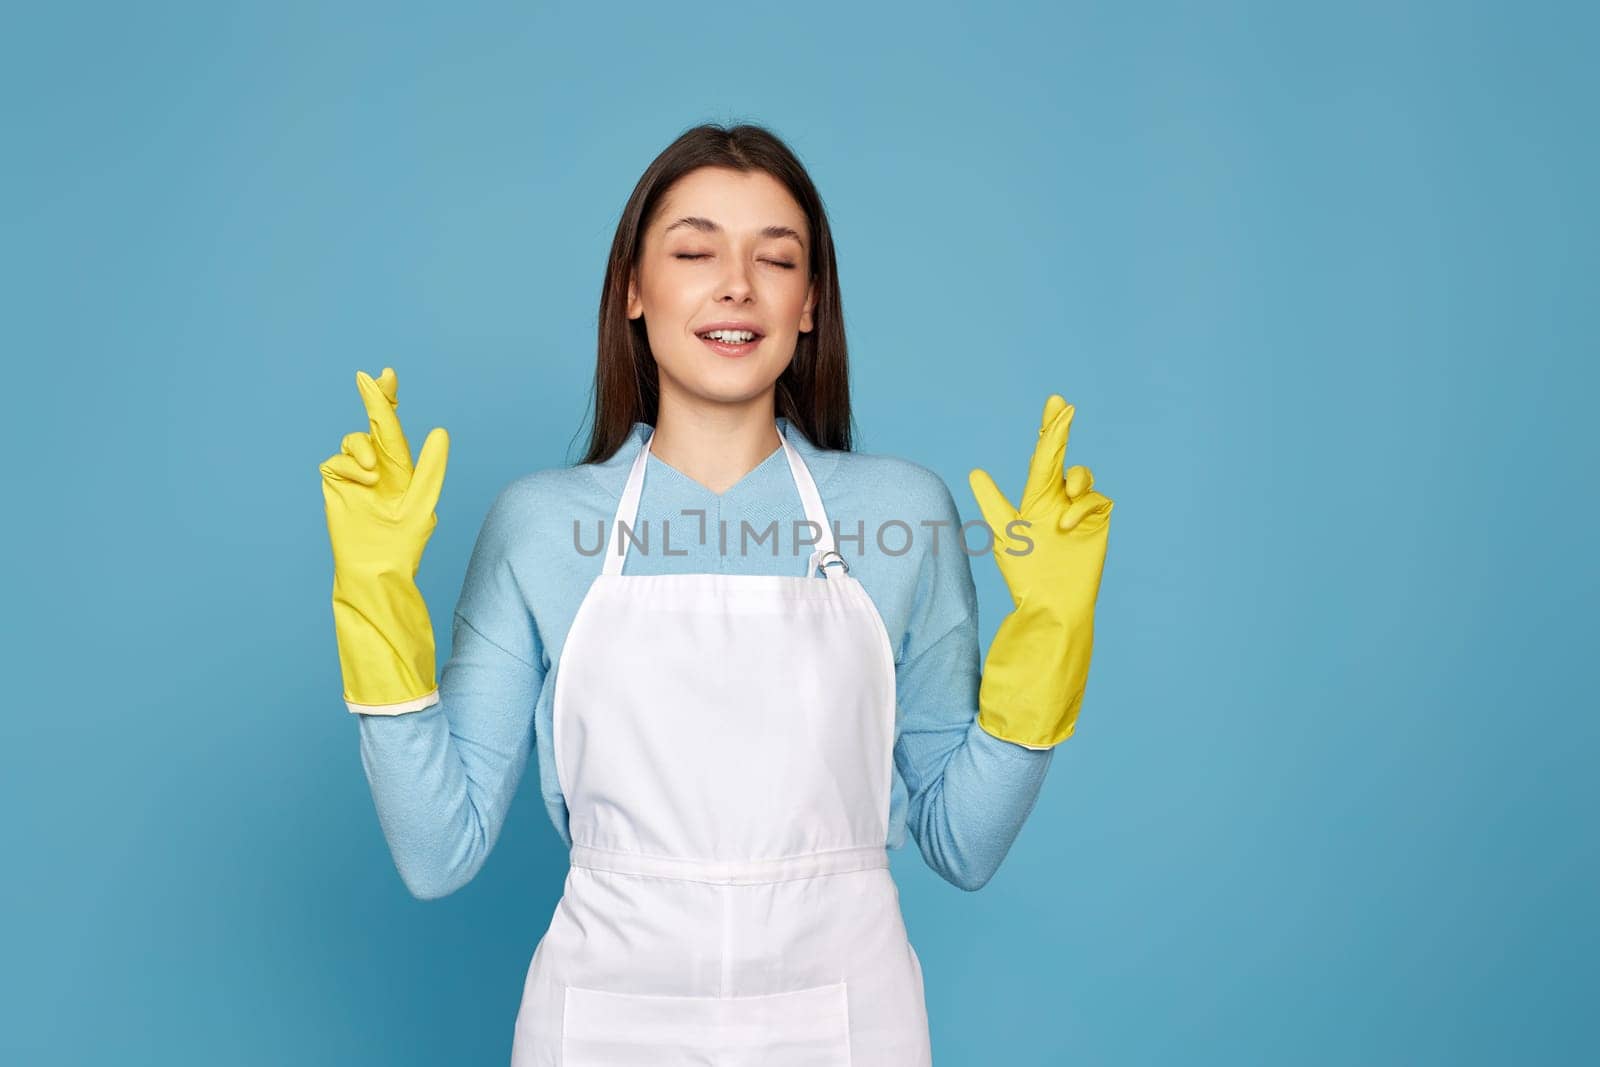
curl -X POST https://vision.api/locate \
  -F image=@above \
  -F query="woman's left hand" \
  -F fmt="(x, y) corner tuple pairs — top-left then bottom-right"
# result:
(968, 395), (1114, 749)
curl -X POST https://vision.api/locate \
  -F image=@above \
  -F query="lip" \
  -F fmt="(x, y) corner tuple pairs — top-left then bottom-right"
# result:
(698, 335), (762, 358)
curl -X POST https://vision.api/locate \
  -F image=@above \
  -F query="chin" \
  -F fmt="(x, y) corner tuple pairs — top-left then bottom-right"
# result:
(661, 354), (790, 406)
(681, 377), (783, 406)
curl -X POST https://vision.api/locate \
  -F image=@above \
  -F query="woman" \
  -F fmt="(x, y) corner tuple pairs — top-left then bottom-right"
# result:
(319, 123), (1113, 1065)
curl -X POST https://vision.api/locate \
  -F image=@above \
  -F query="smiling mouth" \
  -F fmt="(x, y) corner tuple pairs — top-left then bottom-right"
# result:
(696, 330), (763, 357)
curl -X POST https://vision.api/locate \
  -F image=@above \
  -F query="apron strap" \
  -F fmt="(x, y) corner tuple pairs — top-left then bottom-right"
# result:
(780, 428), (845, 579)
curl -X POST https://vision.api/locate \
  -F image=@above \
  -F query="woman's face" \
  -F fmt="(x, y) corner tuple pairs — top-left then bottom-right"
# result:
(628, 166), (816, 409)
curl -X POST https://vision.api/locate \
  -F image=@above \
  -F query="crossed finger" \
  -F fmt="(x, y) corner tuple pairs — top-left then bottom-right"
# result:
(357, 367), (413, 473)
(1020, 395), (1073, 514)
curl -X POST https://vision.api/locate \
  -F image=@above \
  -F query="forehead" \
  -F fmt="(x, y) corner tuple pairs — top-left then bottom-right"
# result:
(652, 167), (808, 239)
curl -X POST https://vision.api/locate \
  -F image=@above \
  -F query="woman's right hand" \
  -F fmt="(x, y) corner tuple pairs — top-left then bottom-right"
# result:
(319, 367), (452, 714)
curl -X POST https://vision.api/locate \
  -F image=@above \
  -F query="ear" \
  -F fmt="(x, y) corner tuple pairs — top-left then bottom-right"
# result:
(799, 275), (817, 334)
(626, 269), (642, 320)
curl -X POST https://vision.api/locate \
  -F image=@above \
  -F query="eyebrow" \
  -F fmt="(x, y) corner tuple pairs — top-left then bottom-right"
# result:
(662, 216), (805, 246)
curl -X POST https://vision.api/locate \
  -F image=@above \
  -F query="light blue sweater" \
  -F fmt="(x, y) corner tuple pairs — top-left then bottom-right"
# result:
(355, 416), (1055, 899)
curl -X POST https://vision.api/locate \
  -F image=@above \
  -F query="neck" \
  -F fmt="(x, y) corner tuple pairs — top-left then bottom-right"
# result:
(650, 389), (783, 496)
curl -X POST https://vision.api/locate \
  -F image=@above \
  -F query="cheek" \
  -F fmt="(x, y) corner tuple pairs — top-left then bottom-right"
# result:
(769, 276), (811, 317)
(640, 261), (705, 307)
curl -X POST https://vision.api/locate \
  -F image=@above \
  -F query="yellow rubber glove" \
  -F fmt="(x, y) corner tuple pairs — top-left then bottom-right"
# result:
(318, 367), (450, 714)
(968, 395), (1114, 749)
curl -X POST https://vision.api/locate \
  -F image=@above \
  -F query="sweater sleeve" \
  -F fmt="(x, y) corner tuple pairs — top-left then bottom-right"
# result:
(892, 469), (1055, 892)
(353, 481), (545, 900)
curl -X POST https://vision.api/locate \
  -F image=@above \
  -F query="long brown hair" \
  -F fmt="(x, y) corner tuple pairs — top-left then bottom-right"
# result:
(575, 122), (855, 465)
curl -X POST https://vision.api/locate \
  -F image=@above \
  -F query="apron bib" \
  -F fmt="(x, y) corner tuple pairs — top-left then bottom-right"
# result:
(510, 421), (933, 1066)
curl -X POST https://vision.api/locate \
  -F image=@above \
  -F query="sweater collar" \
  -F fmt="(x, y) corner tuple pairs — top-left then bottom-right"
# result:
(587, 415), (838, 497)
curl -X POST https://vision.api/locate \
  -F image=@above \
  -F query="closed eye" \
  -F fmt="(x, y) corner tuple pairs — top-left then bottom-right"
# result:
(674, 253), (796, 270)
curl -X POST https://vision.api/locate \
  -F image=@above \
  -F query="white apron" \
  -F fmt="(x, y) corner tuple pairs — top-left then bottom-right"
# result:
(510, 421), (933, 1066)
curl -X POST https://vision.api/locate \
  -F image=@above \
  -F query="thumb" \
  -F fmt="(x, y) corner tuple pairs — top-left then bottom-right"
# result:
(404, 427), (451, 516)
(968, 468), (1017, 549)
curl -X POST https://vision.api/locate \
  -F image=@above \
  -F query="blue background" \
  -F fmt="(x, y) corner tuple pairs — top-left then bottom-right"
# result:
(4, 1), (1595, 1063)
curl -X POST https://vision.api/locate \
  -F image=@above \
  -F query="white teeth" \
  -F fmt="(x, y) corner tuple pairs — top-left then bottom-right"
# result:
(703, 329), (756, 343)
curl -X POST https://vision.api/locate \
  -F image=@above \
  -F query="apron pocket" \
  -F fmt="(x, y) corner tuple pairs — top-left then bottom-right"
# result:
(561, 980), (852, 1066)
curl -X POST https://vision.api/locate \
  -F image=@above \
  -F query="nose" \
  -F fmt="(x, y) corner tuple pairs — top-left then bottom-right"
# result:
(717, 257), (754, 303)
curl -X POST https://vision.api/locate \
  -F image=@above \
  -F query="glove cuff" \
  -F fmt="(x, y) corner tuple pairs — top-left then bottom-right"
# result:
(976, 604), (1094, 749)
(344, 688), (441, 716)
(330, 568), (439, 712)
